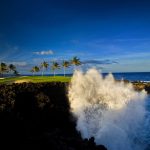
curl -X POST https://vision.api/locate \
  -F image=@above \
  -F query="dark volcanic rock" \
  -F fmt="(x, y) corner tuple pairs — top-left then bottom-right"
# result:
(132, 82), (150, 94)
(0, 82), (107, 150)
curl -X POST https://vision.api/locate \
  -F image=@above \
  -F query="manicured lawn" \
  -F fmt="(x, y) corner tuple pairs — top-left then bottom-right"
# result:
(0, 76), (71, 84)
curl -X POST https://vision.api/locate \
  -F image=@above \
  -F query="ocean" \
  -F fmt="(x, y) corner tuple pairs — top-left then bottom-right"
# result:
(69, 69), (150, 150)
(103, 72), (150, 82)
(39, 72), (150, 82)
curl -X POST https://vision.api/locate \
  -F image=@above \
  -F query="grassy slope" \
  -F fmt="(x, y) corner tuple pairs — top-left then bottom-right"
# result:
(0, 76), (71, 84)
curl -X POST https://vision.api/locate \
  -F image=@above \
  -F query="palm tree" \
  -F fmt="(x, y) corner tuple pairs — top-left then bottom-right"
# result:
(70, 56), (81, 70)
(62, 60), (70, 76)
(0, 62), (8, 77)
(30, 68), (34, 76)
(30, 66), (40, 76)
(40, 61), (49, 76)
(8, 64), (16, 76)
(13, 70), (20, 76)
(51, 62), (60, 76)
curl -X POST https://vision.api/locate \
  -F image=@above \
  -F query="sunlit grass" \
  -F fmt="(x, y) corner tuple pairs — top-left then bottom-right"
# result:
(0, 76), (71, 84)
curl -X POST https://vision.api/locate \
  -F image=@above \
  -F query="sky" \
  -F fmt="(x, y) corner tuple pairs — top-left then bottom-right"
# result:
(0, 0), (150, 74)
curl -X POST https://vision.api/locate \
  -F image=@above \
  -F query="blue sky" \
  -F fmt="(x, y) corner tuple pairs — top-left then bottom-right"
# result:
(0, 0), (150, 74)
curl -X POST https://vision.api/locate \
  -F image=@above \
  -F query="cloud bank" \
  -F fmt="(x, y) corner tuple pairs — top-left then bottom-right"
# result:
(33, 50), (54, 55)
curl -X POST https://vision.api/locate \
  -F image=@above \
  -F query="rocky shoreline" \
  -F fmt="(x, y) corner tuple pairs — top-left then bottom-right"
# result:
(0, 81), (149, 150)
(132, 82), (150, 94)
(0, 82), (107, 150)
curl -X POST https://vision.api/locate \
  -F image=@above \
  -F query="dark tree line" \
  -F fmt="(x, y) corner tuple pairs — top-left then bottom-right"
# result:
(0, 62), (19, 77)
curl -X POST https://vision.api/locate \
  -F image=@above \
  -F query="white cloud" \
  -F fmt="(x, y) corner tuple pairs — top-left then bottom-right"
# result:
(33, 50), (54, 55)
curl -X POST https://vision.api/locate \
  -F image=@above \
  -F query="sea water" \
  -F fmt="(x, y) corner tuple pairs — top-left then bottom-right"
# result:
(68, 68), (150, 150)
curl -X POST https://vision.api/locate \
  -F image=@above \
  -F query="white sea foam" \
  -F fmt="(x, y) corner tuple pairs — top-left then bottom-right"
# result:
(68, 68), (150, 150)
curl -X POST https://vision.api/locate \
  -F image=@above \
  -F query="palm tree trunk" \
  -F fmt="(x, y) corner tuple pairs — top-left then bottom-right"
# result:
(73, 64), (76, 71)
(42, 66), (44, 76)
(8, 69), (10, 77)
(64, 67), (66, 76)
(54, 70), (55, 77)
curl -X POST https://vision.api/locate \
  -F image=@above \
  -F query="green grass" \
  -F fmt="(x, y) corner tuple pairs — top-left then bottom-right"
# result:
(0, 76), (71, 84)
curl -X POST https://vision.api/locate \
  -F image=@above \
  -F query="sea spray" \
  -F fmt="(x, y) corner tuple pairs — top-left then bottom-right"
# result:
(68, 68), (148, 150)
